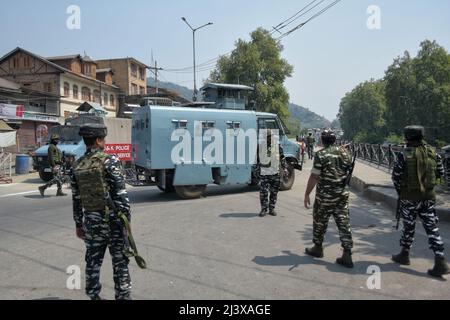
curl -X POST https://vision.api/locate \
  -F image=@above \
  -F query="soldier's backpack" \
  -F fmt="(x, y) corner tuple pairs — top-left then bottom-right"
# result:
(401, 146), (437, 200)
(73, 152), (110, 212)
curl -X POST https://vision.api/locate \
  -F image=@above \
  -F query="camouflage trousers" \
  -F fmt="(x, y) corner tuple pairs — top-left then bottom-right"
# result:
(260, 174), (280, 212)
(313, 197), (353, 250)
(83, 212), (132, 300)
(307, 146), (314, 160)
(399, 200), (445, 256)
(42, 170), (63, 190)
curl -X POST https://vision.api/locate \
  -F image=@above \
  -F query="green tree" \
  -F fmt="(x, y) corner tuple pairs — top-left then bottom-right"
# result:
(385, 40), (450, 144)
(209, 28), (293, 120)
(338, 79), (386, 142)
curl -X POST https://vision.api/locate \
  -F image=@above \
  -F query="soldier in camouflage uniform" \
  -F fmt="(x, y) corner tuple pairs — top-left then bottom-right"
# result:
(69, 124), (133, 300)
(306, 133), (315, 160)
(304, 129), (354, 268)
(258, 130), (285, 217)
(392, 126), (450, 278)
(39, 134), (67, 197)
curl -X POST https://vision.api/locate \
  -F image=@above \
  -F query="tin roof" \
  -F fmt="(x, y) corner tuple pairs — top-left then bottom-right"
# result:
(200, 83), (254, 91)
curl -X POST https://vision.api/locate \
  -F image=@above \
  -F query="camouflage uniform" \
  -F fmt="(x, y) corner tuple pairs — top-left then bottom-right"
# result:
(311, 145), (353, 250)
(258, 143), (285, 213)
(306, 135), (315, 160)
(40, 141), (65, 195)
(392, 150), (446, 257)
(70, 148), (132, 300)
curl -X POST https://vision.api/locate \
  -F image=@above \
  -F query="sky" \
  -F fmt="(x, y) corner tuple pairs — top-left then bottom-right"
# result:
(1, 0), (449, 120)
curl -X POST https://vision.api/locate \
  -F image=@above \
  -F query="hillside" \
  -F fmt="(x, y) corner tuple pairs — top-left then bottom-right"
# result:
(147, 77), (194, 101)
(288, 103), (331, 129)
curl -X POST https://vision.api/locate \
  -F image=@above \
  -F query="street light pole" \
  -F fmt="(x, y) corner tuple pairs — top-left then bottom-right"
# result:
(182, 17), (213, 102)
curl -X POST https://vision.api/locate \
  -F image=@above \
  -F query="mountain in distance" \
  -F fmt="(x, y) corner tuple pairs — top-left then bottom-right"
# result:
(288, 103), (331, 129)
(147, 77), (194, 101)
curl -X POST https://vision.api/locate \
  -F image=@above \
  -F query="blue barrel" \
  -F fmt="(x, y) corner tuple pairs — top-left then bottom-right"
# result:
(15, 154), (31, 175)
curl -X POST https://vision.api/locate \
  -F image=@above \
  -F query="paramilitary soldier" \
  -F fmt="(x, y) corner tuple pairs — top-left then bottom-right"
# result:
(306, 132), (315, 160)
(304, 129), (354, 268)
(391, 126), (450, 278)
(70, 124), (133, 300)
(258, 130), (285, 217)
(39, 134), (67, 197)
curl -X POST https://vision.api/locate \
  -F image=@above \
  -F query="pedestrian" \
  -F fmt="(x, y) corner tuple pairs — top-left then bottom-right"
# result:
(304, 129), (354, 268)
(306, 132), (315, 160)
(258, 130), (285, 217)
(70, 124), (133, 300)
(391, 126), (450, 278)
(39, 134), (67, 197)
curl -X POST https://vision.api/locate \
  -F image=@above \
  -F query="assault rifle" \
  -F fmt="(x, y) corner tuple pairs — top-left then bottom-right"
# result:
(107, 196), (147, 269)
(345, 145), (358, 186)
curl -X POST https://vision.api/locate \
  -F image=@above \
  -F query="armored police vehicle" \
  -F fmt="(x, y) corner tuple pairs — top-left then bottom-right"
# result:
(131, 83), (302, 199)
(33, 113), (131, 181)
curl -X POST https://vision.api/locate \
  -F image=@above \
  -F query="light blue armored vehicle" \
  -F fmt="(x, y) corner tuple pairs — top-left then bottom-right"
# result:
(131, 83), (302, 199)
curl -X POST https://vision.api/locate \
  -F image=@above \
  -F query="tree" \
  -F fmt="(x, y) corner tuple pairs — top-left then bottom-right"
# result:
(209, 28), (293, 120)
(385, 40), (450, 144)
(338, 80), (386, 143)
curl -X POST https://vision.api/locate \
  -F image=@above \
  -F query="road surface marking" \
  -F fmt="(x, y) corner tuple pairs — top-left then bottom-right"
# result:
(0, 187), (56, 198)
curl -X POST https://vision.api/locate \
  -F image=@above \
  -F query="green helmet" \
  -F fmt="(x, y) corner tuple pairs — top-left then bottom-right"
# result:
(50, 134), (60, 141)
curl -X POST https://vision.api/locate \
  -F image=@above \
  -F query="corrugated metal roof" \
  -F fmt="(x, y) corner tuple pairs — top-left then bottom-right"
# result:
(47, 54), (82, 61)
(200, 83), (254, 91)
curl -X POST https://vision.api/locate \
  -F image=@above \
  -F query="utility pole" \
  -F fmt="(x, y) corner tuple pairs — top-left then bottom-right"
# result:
(181, 17), (213, 102)
(148, 61), (163, 95)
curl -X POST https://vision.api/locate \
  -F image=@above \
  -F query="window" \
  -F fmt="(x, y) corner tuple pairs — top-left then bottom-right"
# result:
(104, 93), (108, 105)
(82, 87), (91, 101)
(139, 86), (146, 95)
(73, 85), (79, 99)
(139, 67), (145, 80)
(43, 82), (52, 93)
(93, 90), (101, 103)
(64, 82), (70, 97)
(83, 64), (92, 76)
(131, 84), (138, 95)
(110, 94), (115, 106)
(130, 63), (138, 78)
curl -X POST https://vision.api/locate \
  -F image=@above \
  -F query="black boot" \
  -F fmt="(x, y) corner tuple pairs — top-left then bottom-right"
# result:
(428, 256), (450, 278)
(392, 249), (411, 266)
(305, 244), (324, 258)
(56, 188), (67, 197)
(259, 210), (267, 217)
(38, 186), (46, 197)
(90, 294), (104, 300)
(269, 209), (277, 216)
(336, 249), (354, 268)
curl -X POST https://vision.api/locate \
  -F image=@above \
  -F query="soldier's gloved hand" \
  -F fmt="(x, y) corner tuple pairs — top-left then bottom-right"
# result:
(76, 227), (85, 240)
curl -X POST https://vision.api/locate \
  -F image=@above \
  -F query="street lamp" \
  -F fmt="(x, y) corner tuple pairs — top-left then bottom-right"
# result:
(181, 17), (213, 102)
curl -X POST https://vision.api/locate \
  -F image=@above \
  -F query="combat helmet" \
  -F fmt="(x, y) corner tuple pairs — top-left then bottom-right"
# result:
(79, 124), (108, 138)
(321, 128), (336, 145)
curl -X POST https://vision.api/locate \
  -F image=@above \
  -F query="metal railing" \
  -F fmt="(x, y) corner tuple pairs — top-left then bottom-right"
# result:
(0, 149), (12, 184)
(347, 143), (449, 186)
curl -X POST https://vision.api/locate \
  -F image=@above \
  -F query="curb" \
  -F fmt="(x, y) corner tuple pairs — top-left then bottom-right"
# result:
(350, 176), (450, 223)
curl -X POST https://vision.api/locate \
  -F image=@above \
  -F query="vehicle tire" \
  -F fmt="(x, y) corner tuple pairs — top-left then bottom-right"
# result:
(280, 164), (295, 191)
(174, 185), (207, 199)
(39, 170), (53, 182)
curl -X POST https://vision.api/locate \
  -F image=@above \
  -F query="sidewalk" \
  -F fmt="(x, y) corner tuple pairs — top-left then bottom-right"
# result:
(350, 160), (450, 222)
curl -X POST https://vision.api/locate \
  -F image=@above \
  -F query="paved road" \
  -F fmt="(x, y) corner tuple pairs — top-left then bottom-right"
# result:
(0, 161), (449, 300)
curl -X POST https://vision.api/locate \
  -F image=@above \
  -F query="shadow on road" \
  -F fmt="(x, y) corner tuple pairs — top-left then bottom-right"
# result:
(252, 250), (445, 280)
